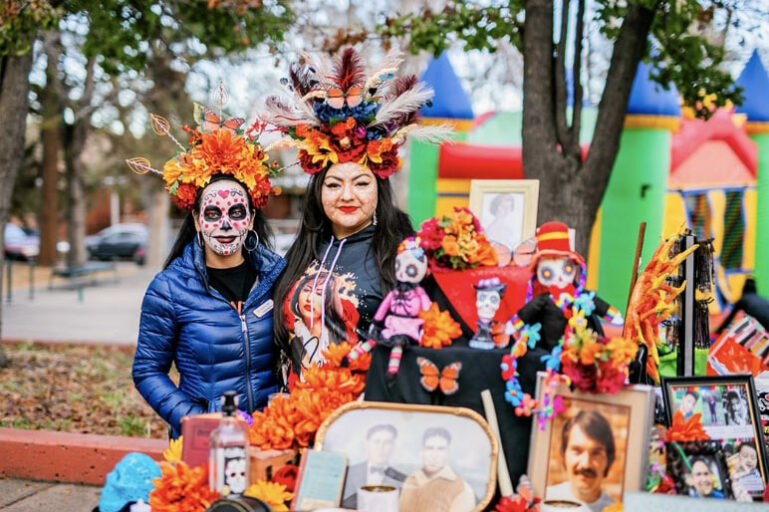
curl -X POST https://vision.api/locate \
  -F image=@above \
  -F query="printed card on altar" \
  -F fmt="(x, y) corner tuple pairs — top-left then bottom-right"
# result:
(291, 449), (348, 510)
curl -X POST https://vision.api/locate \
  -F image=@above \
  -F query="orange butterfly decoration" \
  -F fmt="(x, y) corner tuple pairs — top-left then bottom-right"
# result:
(417, 357), (461, 395)
(203, 106), (245, 133)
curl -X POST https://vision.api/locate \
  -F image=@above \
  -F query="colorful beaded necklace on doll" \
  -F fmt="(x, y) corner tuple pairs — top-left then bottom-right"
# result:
(500, 262), (595, 429)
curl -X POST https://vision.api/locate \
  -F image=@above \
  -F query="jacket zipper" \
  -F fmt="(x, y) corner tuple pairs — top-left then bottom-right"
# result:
(239, 312), (254, 412)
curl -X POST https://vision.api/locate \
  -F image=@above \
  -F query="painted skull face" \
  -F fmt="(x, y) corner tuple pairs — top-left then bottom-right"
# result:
(476, 289), (502, 323)
(536, 256), (578, 290)
(224, 457), (247, 494)
(198, 180), (251, 256)
(394, 248), (428, 284)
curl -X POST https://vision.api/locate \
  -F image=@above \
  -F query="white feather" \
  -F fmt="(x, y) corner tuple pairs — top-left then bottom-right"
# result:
(370, 83), (434, 126)
(392, 123), (454, 145)
(299, 51), (333, 87)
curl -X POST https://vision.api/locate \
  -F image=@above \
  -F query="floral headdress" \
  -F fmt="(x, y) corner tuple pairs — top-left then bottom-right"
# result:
(126, 84), (279, 211)
(263, 47), (449, 179)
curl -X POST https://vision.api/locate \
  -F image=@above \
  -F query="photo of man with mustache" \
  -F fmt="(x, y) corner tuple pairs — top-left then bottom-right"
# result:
(546, 410), (617, 512)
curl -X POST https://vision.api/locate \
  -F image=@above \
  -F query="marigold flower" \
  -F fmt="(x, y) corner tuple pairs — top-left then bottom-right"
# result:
(666, 411), (710, 442)
(419, 303), (461, 349)
(163, 436), (183, 462)
(244, 480), (293, 511)
(149, 461), (220, 512)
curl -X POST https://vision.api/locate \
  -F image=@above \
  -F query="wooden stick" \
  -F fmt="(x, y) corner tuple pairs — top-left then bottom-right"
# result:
(481, 389), (513, 497)
(626, 221), (647, 313)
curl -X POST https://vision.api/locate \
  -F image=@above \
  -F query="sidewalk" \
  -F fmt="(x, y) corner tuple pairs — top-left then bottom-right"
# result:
(1, 262), (156, 345)
(0, 478), (100, 511)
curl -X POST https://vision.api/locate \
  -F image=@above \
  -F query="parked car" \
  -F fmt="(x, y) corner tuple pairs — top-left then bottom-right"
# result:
(86, 223), (148, 265)
(4, 223), (39, 260)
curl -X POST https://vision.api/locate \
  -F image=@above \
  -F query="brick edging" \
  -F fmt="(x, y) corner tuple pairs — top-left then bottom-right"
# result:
(0, 428), (166, 485)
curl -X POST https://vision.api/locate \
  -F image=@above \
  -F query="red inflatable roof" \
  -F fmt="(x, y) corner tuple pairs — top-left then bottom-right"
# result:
(438, 142), (524, 180)
(671, 109), (757, 180)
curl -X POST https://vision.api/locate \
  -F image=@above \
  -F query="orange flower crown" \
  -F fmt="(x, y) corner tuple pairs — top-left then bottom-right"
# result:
(263, 47), (450, 179)
(126, 86), (280, 211)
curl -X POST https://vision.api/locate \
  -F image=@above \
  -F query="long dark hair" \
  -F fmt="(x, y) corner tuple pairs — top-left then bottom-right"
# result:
(164, 175), (273, 269)
(273, 168), (414, 352)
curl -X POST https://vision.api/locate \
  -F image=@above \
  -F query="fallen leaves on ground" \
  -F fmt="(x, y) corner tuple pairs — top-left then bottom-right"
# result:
(0, 341), (169, 438)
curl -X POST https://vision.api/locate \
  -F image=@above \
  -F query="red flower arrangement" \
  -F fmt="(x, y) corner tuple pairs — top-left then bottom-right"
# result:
(560, 329), (637, 394)
(417, 208), (498, 270)
(248, 342), (370, 450)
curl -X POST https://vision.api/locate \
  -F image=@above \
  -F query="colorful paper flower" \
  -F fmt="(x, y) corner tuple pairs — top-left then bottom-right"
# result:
(417, 208), (498, 270)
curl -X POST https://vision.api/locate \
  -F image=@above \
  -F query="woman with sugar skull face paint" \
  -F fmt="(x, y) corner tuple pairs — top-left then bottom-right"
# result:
(129, 106), (285, 438)
(266, 48), (446, 380)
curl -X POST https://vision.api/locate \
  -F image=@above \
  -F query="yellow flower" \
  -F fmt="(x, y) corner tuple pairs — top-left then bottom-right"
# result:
(602, 502), (623, 512)
(568, 309), (588, 333)
(579, 338), (603, 366)
(163, 436), (183, 462)
(606, 337), (638, 366)
(244, 480), (293, 511)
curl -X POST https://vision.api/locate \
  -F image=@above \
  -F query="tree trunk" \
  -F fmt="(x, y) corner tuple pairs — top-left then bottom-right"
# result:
(522, 0), (657, 256)
(64, 120), (88, 268)
(0, 52), (35, 367)
(38, 36), (62, 266)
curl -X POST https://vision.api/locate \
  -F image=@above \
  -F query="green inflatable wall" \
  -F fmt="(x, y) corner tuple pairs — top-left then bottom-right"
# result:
(597, 128), (671, 310)
(753, 133), (769, 295)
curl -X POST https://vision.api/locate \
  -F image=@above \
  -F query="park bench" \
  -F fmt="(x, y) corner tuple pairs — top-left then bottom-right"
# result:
(48, 262), (119, 290)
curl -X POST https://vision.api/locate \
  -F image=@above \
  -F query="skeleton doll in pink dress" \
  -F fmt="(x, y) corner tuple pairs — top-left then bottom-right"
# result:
(348, 237), (431, 378)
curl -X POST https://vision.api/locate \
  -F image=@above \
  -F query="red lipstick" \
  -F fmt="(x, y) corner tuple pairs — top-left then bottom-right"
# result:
(339, 206), (358, 213)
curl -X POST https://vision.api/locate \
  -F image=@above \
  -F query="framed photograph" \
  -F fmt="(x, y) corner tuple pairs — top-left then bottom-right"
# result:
(314, 401), (498, 512)
(662, 375), (769, 496)
(468, 179), (540, 253)
(528, 373), (655, 511)
(666, 441), (733, 499)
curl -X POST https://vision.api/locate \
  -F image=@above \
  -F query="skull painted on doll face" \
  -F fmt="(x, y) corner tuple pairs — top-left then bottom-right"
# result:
(197, 180), (252, 256)
(394, 247), (428, 284)
(536, 256), (578, 290)
(476, 289), (502, 324)
(224, 457), (247, 494)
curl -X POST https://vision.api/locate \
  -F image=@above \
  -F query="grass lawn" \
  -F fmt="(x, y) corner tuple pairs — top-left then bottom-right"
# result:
(0, 341), (169, 438)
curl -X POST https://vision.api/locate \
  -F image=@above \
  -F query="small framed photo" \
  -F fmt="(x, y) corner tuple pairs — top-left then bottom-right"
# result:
(468, 179), (540, 253)
(314, 401), (498, 512)
(666, 441), (733, 499)
(528, 373), (655, 511)
(662, 375), (769, 496)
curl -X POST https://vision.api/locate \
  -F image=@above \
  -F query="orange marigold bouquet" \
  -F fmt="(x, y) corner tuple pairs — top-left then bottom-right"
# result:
(560, 329), (638, 394)
(417, 207), (498, 270)
(248, 342), (370, 450)
(149, 461), (220, 512)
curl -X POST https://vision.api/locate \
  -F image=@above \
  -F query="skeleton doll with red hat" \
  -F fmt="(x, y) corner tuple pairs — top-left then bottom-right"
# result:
(501, 222), (623, 418)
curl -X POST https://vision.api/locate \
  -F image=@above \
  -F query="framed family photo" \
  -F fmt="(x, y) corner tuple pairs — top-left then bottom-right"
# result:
(662, 375), (769, 496)
(666, 441), (733, 499)
(468, 179), (539, 253)
(528, 373), (655, 511)
(314, 401), (498, 512)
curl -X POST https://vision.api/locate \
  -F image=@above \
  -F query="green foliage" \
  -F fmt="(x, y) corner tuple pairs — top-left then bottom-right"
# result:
(381, 0), (747, 119)
(0, 1), (60, 56)
(2, 0), (294, 71)
(380, 1), (522, 56)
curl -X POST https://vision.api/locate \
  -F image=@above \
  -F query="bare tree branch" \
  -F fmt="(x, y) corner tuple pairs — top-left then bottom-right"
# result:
(554, 0), (570, 150)
(569, 0), (585, 158)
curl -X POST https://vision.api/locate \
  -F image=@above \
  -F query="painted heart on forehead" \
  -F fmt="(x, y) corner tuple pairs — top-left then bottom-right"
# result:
(197, 180), (252, 257)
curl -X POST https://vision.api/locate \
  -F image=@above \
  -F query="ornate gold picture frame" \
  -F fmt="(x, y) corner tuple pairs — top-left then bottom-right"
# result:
(315, 401), (499, 512)
(468, 179), (540, 252)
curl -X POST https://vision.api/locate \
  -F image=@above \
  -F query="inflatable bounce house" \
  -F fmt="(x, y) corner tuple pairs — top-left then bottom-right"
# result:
(408, 50), (769, 312)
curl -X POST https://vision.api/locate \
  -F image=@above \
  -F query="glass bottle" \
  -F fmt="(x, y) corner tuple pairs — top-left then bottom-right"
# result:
(209, 390), (250, 495)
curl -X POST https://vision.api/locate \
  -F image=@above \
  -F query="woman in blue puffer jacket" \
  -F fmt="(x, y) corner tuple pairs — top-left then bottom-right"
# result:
(131, 120), (285, 437)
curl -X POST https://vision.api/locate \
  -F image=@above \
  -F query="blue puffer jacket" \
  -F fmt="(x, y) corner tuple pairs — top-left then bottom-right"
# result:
(132, 240), (285, 436)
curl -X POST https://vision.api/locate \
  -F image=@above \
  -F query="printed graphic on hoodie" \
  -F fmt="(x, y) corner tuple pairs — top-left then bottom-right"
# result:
(284, 261), (362, 370)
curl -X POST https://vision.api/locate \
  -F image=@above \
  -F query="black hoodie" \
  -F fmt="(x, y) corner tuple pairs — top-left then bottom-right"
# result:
(283, 225), (383, 371)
